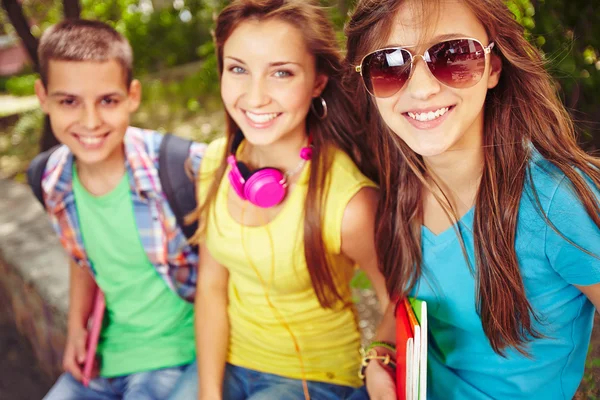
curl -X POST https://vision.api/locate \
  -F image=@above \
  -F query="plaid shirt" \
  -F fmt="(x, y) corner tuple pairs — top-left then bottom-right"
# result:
(40, 127), (205, 302)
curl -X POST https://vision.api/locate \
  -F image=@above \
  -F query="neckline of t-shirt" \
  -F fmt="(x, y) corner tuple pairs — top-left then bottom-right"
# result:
(72, 163), (129, 205)
(421, 206), (475, 245)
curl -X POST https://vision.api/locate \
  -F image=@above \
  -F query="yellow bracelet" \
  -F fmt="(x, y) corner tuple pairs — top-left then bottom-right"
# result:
(358, 348), (397, 380)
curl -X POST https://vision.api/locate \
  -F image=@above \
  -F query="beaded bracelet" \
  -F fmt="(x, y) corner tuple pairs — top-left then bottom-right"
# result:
(365, 340), (396, 354)
(358, 347), (397, 380)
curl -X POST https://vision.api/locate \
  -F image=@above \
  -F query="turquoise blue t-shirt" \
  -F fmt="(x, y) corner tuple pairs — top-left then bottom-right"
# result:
(414, 152), (600, 399)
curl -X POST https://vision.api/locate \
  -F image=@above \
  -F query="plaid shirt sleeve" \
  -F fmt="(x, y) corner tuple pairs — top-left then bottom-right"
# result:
(189, 141), (208, 181)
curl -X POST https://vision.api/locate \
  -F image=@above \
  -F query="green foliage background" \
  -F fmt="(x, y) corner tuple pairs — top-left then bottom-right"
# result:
(0, 0), (598, 171)
(1, 0), (599, 140)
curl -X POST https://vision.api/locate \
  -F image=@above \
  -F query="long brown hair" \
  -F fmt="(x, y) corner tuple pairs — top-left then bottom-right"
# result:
(192, 0), (375, 308)
(345, 0), (600, 355)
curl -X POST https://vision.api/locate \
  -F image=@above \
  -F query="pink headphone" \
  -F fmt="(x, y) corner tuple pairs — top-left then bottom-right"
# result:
(227, 131), (313, 208)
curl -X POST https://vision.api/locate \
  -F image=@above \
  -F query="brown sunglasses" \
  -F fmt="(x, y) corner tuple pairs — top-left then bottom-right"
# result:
(356, 38), (495, 98)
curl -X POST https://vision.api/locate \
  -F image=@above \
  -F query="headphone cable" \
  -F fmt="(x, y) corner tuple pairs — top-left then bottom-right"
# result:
(240, 203), (311, 400)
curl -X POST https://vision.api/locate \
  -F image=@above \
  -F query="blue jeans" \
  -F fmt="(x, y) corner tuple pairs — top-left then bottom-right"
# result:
(168, 362), (370, 400)
(43, 364), (192, 400)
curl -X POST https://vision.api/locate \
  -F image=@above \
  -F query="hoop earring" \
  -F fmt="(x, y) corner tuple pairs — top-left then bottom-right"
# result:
(311, 96), (328, 120)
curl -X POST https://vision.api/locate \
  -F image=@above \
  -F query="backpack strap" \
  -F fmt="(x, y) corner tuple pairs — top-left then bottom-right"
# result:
(27, 145), (60, 207)
(158, 133), (198, 241)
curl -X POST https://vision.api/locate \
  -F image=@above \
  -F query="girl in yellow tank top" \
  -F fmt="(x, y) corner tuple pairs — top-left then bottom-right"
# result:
(171, 2), (389, 400)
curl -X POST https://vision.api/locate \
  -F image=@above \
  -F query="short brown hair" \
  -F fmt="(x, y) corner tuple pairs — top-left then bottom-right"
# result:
(38, 19), (133, 86)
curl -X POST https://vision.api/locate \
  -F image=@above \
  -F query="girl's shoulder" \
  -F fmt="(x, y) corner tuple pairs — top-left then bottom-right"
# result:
(201, 137), (228, 174)
(523, 148), (600, 285)
(327, 146), (376, 189)
(526, 148), (599, 213)
(206, 136), (228, 160)
(197, 137), (227, 206)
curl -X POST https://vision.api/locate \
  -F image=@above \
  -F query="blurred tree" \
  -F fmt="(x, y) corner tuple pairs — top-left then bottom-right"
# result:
(527, 0), (600, 149)
(0, 0), (75, 151)
(63, 0), (81, 19)
(76, 0), (214, 75)
(1, 0), (39, 69)
(0, 0), (598, 151)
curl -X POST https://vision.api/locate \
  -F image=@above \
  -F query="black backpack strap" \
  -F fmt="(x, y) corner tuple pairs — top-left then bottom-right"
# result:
(158, 133), (198, 241)
(27, 145), (60, 207)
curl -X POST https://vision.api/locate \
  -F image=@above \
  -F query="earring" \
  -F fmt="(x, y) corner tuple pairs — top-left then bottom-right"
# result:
(311, 96), (328, 120)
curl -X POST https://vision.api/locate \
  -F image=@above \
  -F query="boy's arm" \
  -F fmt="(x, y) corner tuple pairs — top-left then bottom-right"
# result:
(196, 243), (229, 400)
(63, 259), (96, 381)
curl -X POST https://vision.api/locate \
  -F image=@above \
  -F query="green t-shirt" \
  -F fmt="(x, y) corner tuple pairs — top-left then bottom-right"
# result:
(72, 166), (195, 377)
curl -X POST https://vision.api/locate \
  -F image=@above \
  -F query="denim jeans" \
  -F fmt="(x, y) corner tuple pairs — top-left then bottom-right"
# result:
(168, 362), (370, 400)
(43, 364), (192, 400)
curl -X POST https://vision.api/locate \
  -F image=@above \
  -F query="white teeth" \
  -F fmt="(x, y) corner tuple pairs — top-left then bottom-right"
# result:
(78, 135), (104, 145)
(407, 107), (450, 122)
(245, 111), (279, 124)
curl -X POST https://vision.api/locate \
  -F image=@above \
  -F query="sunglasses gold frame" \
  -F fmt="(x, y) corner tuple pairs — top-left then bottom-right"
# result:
(355, 38), (495, 97)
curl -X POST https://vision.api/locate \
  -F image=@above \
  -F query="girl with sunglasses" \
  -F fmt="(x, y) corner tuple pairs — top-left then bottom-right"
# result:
(345, 0), (600, 399)
(168, 1), (388, 399)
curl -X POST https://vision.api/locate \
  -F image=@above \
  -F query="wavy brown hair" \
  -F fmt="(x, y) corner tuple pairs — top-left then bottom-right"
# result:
(191, 0), (375, 308)
(345, 0), (600, 355)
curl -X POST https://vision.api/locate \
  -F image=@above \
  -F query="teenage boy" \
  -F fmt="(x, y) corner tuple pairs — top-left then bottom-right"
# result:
(31, 19), (204, 399)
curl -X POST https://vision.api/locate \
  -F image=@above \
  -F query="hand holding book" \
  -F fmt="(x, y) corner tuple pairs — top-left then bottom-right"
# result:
(363, 298), (427, 400)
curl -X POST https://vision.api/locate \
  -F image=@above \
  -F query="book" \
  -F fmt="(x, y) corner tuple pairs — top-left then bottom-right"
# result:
(411, 298), (428, 400)
(395, 297), (427, 400)
(82, 289), (105, 387)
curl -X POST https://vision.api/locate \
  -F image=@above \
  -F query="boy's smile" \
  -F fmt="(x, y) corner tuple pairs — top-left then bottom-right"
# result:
(72, 132), (111, 149)
(35, 59), (141, 171)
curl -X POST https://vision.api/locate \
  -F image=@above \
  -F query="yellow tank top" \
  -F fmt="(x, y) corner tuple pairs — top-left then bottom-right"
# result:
(198, 137), (375, 388)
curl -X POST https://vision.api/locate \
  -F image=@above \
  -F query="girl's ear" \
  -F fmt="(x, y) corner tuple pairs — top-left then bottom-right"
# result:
(312, 74), (329, 97)
(487, 54), (502, 89)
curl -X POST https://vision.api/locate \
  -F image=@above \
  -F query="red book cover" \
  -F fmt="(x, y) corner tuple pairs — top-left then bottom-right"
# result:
(82, 289), (105, 387)
(395, 298), (414, 400)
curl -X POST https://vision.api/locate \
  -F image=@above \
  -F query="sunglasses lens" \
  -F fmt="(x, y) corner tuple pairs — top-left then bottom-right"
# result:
(362, 48), (412, 98)
(427, 39), (487, 88)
